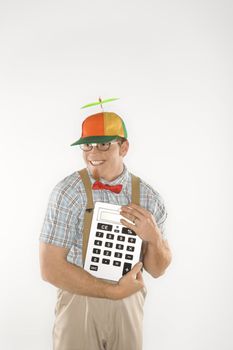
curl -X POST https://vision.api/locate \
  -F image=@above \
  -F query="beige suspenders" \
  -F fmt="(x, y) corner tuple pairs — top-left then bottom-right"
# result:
(78, 168), (95, 265)
(78, 168), (142, 266)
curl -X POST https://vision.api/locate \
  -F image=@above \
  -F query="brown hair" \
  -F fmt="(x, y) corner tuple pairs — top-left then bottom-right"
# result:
(117, 137), (127, 145)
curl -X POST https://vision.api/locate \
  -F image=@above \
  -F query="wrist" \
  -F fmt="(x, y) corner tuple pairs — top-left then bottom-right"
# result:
(148, 232), (163, 249)
(103, 282), (121, 300)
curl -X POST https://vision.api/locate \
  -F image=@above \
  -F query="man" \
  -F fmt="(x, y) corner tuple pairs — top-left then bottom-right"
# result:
(39, 111), (172, 350)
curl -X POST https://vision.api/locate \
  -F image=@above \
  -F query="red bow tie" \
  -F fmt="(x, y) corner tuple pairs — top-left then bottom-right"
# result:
(92, 181), (123, 194)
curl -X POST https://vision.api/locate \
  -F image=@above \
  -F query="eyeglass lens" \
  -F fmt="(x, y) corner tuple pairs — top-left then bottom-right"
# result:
(80, 143), (111, 151)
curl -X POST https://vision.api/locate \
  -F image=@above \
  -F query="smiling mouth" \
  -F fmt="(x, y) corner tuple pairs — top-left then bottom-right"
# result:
(89, 160), (105, 166)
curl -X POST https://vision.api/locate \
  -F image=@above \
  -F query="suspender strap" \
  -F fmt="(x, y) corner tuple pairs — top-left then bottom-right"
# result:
(78, 168), (141, 266)
(78, 168), (94, 265)
(131, 174), (140, 206)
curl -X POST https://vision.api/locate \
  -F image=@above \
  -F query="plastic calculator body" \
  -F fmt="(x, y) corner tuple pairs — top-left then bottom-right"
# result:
(84, 201), (142, 281)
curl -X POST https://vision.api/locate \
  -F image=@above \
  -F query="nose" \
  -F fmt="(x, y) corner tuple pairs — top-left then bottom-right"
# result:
(88, 146), (101, 154)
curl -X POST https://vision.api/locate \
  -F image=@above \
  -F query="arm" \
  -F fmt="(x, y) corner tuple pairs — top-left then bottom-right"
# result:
(39, 242), (144, 300)
(142, 236), (172, 278)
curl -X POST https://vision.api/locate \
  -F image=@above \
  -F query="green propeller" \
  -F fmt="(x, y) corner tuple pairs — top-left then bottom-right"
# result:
(81, 97), (119, 109)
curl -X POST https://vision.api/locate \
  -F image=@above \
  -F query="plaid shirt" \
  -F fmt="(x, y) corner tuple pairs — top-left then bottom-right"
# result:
(39, 164), (168, 267)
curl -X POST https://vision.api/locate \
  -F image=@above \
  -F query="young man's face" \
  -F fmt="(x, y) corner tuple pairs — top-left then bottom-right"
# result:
(82, 140), (129, 181)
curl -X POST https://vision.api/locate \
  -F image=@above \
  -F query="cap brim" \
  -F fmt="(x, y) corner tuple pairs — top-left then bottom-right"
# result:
(70, 135), (120, 146)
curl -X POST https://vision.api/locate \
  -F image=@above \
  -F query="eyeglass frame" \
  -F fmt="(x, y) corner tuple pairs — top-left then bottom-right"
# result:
(79, 140), (121, 152)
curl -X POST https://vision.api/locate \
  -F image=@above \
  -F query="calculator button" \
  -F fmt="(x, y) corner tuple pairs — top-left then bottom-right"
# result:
(90, 265), (98, 271)
(93, 248), (101, 254)
(125, 254), (133, 260)
(106, 233), (114, 240)
(96, 231), (104, 238)
(102, 258), (110, 264)
(97, 223), (113, 231)
(103, 250), (111, 256)
(116, 244), (124, 250)
(113, 261), (121, 267)
(123, 262), (132, 275)
(91, 256), (100, 263)
(122, 227), (136, 236)
(94, 240), (102, 246)
(105, 242), (113, 248)
(126, 246), (135, 252)
(117, 235), (125, 242)
(114, 252), (122, 258)
(128, 237), (136, 243)
(114, 229), (120, 233)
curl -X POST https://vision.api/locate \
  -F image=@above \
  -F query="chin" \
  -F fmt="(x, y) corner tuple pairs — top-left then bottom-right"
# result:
(88, 165), (102, 180)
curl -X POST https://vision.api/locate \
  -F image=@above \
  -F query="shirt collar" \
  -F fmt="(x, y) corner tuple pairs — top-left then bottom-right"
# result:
(87, 163), (129, 188)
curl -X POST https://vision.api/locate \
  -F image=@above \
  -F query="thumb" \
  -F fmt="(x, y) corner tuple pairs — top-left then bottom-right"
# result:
(136, 270), (144, 284)
(130, 262), (143, 278)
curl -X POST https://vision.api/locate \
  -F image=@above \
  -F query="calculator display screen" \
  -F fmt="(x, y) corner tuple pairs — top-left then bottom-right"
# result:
(99, 210), (121, 224)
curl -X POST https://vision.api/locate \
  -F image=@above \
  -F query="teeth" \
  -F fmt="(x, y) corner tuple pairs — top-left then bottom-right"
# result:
(90, 160), (105, 165)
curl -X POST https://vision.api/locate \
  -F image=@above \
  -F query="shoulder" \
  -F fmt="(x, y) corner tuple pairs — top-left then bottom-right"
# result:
(130, 172), (167, 215)
(130, 172), (163, 201)
(48, 170), (85, 209)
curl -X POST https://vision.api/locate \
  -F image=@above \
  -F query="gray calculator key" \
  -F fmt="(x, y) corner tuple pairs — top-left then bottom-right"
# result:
(125, 254), (133, 260)
(91, 256), (100, 263)
(113, 261), (121, 267)
(106, 233), (114, 240)
(126, 246), (135, 252)
(102, 258), (110, 264)
(123, 262), (132, 275)
(122, 227), (136, 236)
(93, 248), (101, 254)
(128, 237), (136, 243)
(114, 252), (122, 258)
(90, 265), (98, 271)
(105, 242), (113, 248)
(117, 235), (125, 241)
(116, 244), (124, 250)
(94, 240), (102, 246)
(97, 223), (113, 231)
(96, 231), (104, 238)
(103, 250), (111, 256)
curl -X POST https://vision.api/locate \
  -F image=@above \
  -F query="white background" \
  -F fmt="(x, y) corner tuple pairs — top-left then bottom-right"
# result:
(1, 0), (233, 349)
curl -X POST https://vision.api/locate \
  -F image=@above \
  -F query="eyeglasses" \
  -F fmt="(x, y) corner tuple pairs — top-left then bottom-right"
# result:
(79, 141), (119, 152)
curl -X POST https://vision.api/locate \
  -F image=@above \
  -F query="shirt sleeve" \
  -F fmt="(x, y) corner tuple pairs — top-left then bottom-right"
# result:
(153, 192), (168, 240)
(39, 184), (77, 248)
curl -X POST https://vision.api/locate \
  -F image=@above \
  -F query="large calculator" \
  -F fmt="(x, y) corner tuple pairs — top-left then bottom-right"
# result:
(84, 202), (142, 281)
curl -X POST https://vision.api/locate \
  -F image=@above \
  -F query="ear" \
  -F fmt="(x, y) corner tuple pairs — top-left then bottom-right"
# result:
(119, 140), (129, 157)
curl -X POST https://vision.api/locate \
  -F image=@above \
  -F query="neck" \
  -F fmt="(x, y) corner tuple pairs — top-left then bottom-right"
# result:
(102, 166), (124, 182)
(91, 164), (124, 182)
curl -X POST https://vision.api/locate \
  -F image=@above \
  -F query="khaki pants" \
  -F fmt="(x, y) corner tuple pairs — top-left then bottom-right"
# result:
(52, 284), (147, 350)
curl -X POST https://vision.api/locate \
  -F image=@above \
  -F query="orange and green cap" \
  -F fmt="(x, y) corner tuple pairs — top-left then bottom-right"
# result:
(70, 112), (128, 146)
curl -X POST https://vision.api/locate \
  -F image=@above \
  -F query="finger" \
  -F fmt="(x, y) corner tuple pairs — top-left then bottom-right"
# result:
(123, 203), (151, 217)
(130, 262), (143, 278)
(120, 211), (136, 223)
(120, 206), (145, 221)
(120, 218), (137, 231)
